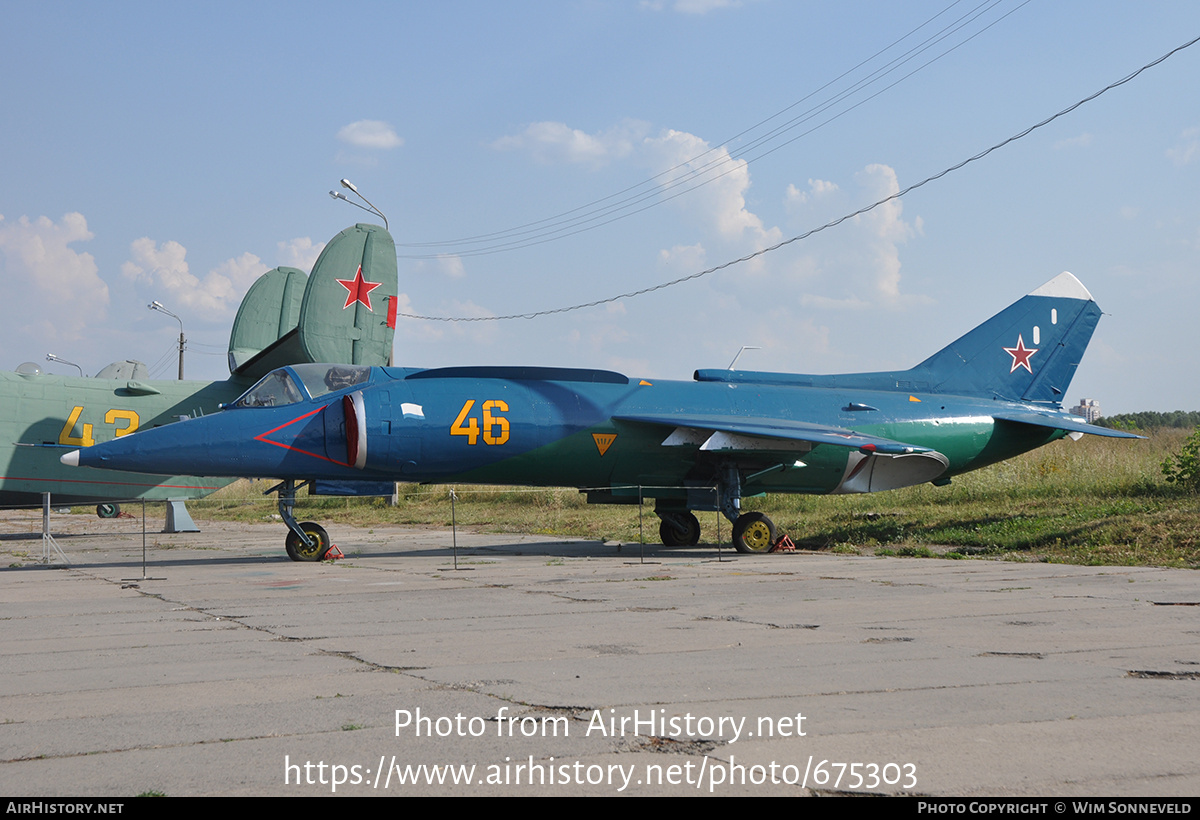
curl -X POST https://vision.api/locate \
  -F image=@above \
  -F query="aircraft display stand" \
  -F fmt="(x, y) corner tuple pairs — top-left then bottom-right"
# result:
(164, 499), (199, 533)
(40, 493), (69, 565)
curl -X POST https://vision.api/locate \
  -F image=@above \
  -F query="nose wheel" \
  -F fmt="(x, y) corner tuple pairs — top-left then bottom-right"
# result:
(270, 479), (332, 561)
(285, 521), (331, 562)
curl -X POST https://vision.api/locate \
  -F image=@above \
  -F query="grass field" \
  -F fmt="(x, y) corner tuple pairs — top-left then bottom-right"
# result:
(188, 428), (1200, 568)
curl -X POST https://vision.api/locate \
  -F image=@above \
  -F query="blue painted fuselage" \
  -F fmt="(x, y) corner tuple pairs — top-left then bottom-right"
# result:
(69, 364), (1062, 500)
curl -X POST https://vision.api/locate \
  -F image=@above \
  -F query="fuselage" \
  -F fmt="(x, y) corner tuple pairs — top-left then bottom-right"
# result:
(70, 362), (1065, 503)
(61, 271), (1134, 559)
(0, 370), (246, 506)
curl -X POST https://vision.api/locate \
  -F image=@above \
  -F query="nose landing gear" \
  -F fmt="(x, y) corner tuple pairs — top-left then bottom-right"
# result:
(285, 520), (331, 562)
(270, 479), (332, 562)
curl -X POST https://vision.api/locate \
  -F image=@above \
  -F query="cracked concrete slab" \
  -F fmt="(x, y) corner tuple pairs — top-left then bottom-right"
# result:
(1, 513), (1198, 796)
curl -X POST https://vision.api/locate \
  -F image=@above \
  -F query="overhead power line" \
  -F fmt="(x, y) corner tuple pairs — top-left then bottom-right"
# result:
(399, 32), (1200, 323)
(398, 0), (1027, 259)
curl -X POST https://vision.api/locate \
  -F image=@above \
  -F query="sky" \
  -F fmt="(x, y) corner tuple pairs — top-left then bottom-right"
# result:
(2, 0), (1198, 415)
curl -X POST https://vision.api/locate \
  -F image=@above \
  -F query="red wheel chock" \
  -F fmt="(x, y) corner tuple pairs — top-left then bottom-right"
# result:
(323, 545), (344, 561)
(770, 534), (796, 553)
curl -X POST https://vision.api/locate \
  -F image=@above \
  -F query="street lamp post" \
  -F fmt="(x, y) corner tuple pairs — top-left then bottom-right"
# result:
(328, 178), (389, 228)
(148, 300), (186, 380)
(45, 353), (84, 377)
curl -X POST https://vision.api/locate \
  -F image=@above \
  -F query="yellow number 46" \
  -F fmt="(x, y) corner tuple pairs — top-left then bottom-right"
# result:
(451, 399), (509, 446)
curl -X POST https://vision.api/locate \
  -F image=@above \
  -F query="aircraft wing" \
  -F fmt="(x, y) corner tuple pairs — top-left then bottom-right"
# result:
(614, 412), (949, 493)
(992, 411), (1146, 440)
(613, 413), (936, 454)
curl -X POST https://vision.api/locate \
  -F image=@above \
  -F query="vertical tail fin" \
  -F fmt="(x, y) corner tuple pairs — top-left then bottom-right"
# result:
(227, 266), (307, 374)
(297, 223), (397, 366)
(913, 272), (1102, 404)
(229, 223), (398, 379)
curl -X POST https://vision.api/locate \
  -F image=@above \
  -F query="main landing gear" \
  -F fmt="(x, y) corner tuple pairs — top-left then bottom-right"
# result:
(658, 510), (701, 547)
(721, 465), (781, 554)
(731, 511), (776, 554)
(654, 466), (785, 553)
(271, 479), (331, 562)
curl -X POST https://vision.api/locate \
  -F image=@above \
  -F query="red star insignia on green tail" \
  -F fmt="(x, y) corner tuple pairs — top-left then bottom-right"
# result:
(336, 265), (382, 310)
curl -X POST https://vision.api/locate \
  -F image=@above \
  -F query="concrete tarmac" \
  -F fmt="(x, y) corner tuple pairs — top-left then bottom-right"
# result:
(2, 510), (1198, 797)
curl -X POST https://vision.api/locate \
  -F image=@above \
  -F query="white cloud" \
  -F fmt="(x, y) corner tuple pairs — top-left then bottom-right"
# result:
(493, 120), (649, 168)
(212, 252), (271, 295)
(390, 292), (448, 346)
(658, 243), (707, 270)
(337, 120), (404, 149)
(676, 0), (740, 11)
(644, 129), (781, 249)
(1167, 126), (1200, 166)
(122, 239), (268, 317)
(491, 119), (924, 315)
(785, 178), (838, 206)
(437, 254), (466, 279)
(1054, 133), (1093, 150)
(494, 119), (779, 254)
(277, 237), (325, 271)
(0, 212), (109, 340)
(782, 163), (924, 308)
(641, 0), (742, 12)
(847, 164), (915, 301)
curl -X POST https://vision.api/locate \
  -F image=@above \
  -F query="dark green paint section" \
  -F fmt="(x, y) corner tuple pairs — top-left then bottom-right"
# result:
(425, 414), (1059, 503)
(436, 419), (855, 498)
(852, 417), (1060, 477)
(228, 266), (307, 374)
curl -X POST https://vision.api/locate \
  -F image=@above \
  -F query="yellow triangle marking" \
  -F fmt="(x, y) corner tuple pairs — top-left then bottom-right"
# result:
(639, 380), (652, 386)
(909, 395), (921, 402)
(592, 433), (616, 456)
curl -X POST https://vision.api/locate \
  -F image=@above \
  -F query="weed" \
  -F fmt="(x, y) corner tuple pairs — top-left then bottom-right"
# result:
(1162, 427), (1200, 491)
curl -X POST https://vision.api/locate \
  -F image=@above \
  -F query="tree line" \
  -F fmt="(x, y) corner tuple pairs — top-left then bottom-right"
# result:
(1094, 411), (1200, 431)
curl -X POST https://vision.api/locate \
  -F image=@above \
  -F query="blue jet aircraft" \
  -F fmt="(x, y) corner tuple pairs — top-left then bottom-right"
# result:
(3, 222), (396, 520)
(65, 269), (1140, 560)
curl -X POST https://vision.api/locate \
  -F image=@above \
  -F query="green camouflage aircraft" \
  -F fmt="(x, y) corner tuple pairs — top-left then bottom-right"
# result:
(1, 223), (397, 517)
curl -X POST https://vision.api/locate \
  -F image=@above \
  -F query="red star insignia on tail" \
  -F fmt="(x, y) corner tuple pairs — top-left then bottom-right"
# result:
(1003, 335), (1038, 373)
(336, 265), (382, 311)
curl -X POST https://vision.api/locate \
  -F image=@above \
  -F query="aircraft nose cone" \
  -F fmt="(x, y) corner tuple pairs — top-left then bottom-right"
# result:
(60, 450), (80, 467)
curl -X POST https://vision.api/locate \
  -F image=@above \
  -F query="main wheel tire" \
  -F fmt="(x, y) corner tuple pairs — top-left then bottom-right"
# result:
(659, 511), (701, 547)
(96, 503), (120, 519)
(285, 522), (330, 562)
(732, 512), (776, 554)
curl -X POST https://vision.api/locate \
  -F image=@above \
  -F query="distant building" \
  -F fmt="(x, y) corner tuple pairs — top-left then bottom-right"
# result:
(1071, 397), (1101, 422)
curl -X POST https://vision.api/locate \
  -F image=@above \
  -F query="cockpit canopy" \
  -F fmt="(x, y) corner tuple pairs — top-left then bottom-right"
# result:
(230, 363), (371, 408)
